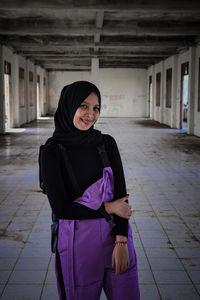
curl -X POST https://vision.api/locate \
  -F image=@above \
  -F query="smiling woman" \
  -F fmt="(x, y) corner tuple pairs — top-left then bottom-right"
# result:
(39, 81), (140, 300)
(73, 92), (100, 130)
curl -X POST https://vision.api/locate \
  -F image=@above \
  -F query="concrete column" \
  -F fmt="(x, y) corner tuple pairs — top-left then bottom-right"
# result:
(171, 55), (178, 128)
(91, 58), (99, 87)
(187, 47), (196, 135)
(13, 54), (20, 127)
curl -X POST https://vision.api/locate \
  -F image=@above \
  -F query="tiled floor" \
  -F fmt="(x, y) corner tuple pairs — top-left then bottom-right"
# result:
(0, 117), (200, 300)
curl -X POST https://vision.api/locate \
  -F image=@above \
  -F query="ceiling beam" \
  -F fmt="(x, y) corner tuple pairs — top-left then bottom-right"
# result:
(0, 21), (200, 36)
(0, 0), (200, 10)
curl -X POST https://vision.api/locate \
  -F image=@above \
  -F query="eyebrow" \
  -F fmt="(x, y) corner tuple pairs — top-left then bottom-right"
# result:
(82, 101), (100, 106)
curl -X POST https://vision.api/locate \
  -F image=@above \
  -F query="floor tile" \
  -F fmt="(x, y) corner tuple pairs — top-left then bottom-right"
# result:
(153, 270), (191, 284)
(158, 284), (200, 300)
(149, 257), (184, 270)
(1, 284), (42, 300)
(139, 284), (160, 300)
(15, 257), (50, 270)
(8, 270), (46, 284)
(41, 284), (59, 300)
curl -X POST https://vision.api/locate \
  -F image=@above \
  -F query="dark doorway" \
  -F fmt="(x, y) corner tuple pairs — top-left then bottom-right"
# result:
(148, 76), (153, 118)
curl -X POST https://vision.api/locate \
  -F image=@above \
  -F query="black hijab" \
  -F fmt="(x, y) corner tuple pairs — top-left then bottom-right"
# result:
(51, 81), (103, 147)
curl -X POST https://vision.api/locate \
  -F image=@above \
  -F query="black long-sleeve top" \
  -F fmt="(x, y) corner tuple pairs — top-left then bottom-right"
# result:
(40, 134), (128, 237)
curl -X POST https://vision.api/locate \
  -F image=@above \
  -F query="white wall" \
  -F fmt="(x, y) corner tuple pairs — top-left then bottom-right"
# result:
(0, 45), (47, 133)
(99, 69), (147, 117)
(48, 71), (91, 115)
(48, 69), (147, 117)
(147, 45), (200, 137)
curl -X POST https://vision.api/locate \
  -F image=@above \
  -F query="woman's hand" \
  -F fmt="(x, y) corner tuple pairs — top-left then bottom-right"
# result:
(112, 241), (130, 275)
(104, 194), (132, 219)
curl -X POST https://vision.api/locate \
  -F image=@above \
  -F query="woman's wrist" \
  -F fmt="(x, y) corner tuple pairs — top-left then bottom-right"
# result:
(116, 235), (127, 242)
(104, 202), (113, 214)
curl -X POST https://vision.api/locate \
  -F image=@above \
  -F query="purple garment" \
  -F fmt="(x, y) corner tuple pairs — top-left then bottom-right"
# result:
(55, 167), (140, 300)
(74, 166), (114, 210)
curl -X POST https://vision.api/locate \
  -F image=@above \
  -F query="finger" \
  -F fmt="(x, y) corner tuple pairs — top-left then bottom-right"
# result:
(115, 261), (120, 275)
(112, 253), (115, 268)
(121, 194), (129, 202)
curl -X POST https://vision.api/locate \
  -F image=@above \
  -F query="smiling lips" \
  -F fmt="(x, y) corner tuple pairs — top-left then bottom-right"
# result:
(81, 118), (93, 126)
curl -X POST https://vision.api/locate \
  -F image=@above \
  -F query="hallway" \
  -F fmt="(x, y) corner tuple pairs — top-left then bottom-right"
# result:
(0, 117), (200, 299)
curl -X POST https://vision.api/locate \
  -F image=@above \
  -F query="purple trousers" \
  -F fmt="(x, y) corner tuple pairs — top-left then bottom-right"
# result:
(55, 218), (140, 300)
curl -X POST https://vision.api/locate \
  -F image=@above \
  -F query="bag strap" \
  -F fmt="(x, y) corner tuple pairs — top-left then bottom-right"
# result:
(97, 144), (111, 167)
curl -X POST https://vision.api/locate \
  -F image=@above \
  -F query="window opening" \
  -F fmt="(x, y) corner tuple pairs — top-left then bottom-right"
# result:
(43, 77), (47, 104)
(36, 75), (40, 118)
(19, 68), (25, 107)
(29, 71), (34, 106)
(166, 68), (172, 108)
(156, 72), (161, 107)
(149, 76), (153, 118)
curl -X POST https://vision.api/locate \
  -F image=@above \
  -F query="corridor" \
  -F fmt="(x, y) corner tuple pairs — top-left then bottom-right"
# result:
(0, 117), (200, 299)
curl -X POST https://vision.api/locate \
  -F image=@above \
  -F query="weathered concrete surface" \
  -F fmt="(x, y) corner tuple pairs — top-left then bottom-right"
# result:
(0, 117), (200, 299)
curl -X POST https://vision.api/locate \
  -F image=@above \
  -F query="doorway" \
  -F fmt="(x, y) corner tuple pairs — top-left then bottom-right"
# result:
(148, 76), (153, 118)
(4, 61), (12, 131)
(180, 62), (189, 130)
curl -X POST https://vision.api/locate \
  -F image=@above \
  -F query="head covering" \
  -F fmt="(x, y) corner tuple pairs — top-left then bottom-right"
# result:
(51, 81), (103, 147)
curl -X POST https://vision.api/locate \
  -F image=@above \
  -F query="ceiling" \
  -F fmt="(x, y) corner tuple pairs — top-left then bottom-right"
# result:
(0, 0), (200, 71)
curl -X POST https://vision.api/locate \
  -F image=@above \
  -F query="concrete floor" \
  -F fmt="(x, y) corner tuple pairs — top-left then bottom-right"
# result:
(0, 117), (200, 300)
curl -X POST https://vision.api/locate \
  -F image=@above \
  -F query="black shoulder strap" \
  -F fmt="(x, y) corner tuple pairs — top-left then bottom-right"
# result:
(97, 144), (111, 167)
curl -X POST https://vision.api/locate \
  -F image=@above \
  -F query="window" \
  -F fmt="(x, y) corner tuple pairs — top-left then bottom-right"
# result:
(198, 58), (200, 112)
(156, 72), (161, 107)
(43, 77), (47, 104)
(4, 61), (11, 75)
(19, 68), (25, 107)
(29, 71), (34, 106)
(166, 68), (172, 108)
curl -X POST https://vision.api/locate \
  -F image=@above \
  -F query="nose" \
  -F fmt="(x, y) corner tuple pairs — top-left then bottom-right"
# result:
(86, 107), (94, 119)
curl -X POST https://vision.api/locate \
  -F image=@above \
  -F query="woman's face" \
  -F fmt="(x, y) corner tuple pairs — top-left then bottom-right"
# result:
(73, 92), (100, 131)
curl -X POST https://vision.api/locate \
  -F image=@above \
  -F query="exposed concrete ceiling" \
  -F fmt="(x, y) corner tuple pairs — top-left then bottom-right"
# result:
(0, 0), (200, 71)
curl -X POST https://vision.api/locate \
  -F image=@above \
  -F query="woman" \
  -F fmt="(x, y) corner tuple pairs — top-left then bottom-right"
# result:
(40, 81), (140, 300)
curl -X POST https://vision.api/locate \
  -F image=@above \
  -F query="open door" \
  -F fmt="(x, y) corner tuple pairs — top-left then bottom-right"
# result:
(180, 62), (189, 130)
(4, 61), (12, 131)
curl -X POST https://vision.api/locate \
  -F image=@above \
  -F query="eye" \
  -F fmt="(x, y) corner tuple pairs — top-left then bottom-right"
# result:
(94, 107), (100, 112)
(80, 104), (88, 109)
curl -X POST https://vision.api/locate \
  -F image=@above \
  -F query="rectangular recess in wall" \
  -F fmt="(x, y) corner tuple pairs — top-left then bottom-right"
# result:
(198, 57), (200, 112)
(156, 72), (161, 107)
(19, 68), (25, 107)
(166, 68), (172, 108)
(4, 61), (11, 75)
(29, 71), (34, 106)
(43, 77), (47, 104)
